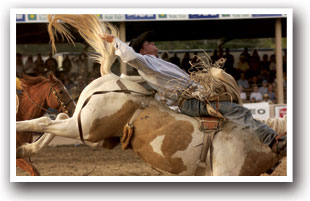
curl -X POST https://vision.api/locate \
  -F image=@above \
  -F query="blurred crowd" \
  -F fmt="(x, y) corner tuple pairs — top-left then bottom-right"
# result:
(16, 47), (287, 104)
(16, 52), (101, 102)
(160, 48), (287, 104)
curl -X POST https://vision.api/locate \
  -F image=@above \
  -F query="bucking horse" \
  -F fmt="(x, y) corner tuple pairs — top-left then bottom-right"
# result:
(16, 14), (287, 176)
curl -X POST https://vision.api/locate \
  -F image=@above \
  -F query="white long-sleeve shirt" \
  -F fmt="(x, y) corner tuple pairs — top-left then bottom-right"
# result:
(114, 38), (191, 102)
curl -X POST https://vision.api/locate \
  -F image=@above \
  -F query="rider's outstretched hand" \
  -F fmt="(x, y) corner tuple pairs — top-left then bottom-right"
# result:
(100, 33), (115, 43)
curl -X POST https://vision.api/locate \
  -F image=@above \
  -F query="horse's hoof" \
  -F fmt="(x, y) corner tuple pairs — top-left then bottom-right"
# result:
(16, 146), (25, 158)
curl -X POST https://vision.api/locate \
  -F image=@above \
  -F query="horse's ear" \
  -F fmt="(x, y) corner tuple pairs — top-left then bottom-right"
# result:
(48, 72), (56, 81)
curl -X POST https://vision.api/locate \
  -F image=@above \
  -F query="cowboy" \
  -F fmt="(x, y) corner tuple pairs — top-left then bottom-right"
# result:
(100, 31), (286, 157)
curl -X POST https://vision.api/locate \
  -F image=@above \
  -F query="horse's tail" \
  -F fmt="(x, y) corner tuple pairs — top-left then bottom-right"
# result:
(47, 14), (119, 75)
(261, 115), (287, 135)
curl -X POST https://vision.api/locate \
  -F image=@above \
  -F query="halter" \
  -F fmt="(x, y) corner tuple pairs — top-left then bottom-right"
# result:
(21, 81), (74, 115)
(50, 83), (75, 114)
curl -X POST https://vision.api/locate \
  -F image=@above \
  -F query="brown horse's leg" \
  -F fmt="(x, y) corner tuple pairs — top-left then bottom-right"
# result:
(16, 158), (40, 176)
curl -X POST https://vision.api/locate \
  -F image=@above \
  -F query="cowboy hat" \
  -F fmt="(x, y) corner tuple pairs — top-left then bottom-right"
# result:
(129, 31), (155, 53)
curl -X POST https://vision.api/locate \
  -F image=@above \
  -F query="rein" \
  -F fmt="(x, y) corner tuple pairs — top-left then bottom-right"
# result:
(21, 84), (55, 114)
(50, 83), (75, 114)
(77, 79), (154, 144)
(21, 82), (74, 115)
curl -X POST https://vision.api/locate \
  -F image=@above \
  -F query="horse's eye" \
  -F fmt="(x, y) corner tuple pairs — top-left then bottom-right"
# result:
(59, 90), (63, 94)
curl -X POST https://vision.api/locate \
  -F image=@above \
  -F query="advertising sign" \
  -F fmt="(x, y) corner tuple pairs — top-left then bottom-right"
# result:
(243, 102), (270, 120)
(125, 14), (156, 20)
(252, 14), (283, 18)
(157, 14), (188, 20)
(16, 14), (25, 22)
(274, 105), (287, 118)
(103, 14), (125, 21)
(16, 13), (285, 23)
(189, 14), (219, 19)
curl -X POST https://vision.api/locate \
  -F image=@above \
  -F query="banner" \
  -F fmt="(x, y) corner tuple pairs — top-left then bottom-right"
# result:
(252, 14), (283, 18)
(125, 14), (156, 20)
(188, 14), (219, 19)
(102, 14), (125, 21)
(157, 14), (188, 20)
(274, 105), (287, 118)
(16, 14), (25, 22)
(16, 14), (285, 23)
(243, 102), (270, 120)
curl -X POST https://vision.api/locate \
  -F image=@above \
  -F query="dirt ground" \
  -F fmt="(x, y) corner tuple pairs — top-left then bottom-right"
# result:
(16, 143), (287, 177)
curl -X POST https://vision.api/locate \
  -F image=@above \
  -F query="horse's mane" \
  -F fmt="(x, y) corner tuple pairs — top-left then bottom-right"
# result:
(20, 74), (48, 89)
(47, 14), (119, 76)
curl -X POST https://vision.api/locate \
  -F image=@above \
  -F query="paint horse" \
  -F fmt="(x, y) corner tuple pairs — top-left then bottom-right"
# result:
(16, 73), (284, 176)
(16, 73), (75, 176)
(16, 14), (285, 176)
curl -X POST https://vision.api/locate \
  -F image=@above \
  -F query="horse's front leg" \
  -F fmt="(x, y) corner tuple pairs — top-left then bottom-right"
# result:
(16, 113), (78, 138)
(16, 116), (52, 133)
(16, 113), (70, 158)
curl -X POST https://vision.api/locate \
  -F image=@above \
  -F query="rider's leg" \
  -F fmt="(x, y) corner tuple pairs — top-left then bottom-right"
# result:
(180, 99), (279, 147)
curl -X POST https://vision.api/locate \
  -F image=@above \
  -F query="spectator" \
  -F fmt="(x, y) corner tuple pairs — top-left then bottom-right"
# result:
(223, 48), (235, 74)
(72, 52), (89, 77)
(161, 52), (169, 61)
(273, 72), (287, 89)
(191, 52), (199, 64)
(237, 73), (250, 89)
(218, 47), (224, 59)
(75, 75), (87, 93)
(70, 86), (80, 102)
(267, 84), (277, 102)
(250, 49), (260, 66)
(263, 94), (274, 104)
(250, 97), (257, 103)
(210, 49), (219, 64)
(181, 52), (191, 73)
(34, 53), (44, 75)
(24, 55), (37, 76)
(259, 80), (269, 95)
(169, 53), (181, 67)
(248, 49), (260, 78)
(269, 54), (276, 81)
(258, 68), (271, 83)
(239, 85), (247, 102)
(236, 55), (250, 75)
(240, 48), (251, 64)
(250, 85), (263, 102)
(45, 52), (58, 73)
(61, 73), (74, 91)
(62, 55), (72, 74)
(260, 54), (270, 70)
(249, 76), (259, 88)
(16, 53), (24, 77)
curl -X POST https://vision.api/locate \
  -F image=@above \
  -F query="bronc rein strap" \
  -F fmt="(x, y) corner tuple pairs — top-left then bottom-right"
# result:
(77, 79), (153, 144)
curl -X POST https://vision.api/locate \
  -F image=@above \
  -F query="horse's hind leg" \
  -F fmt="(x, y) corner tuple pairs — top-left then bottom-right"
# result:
(16, 158), (40, 176)
(16, 113), (70, 158)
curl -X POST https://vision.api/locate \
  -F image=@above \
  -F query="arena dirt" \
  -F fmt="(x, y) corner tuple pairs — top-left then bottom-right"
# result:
(16, 144), (286, 177)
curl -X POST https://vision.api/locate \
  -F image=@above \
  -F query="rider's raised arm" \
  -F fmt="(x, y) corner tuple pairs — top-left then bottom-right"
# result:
(113, 37), (164, 75)
(114, 37), (141, 63)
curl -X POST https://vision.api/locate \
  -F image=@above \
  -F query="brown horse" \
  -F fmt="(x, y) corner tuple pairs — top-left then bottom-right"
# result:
(16, 72), (75, 176)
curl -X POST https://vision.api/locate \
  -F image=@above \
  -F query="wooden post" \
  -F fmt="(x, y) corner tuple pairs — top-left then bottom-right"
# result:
(275, 18), (284, 104)
(119, 22), (127, 75)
